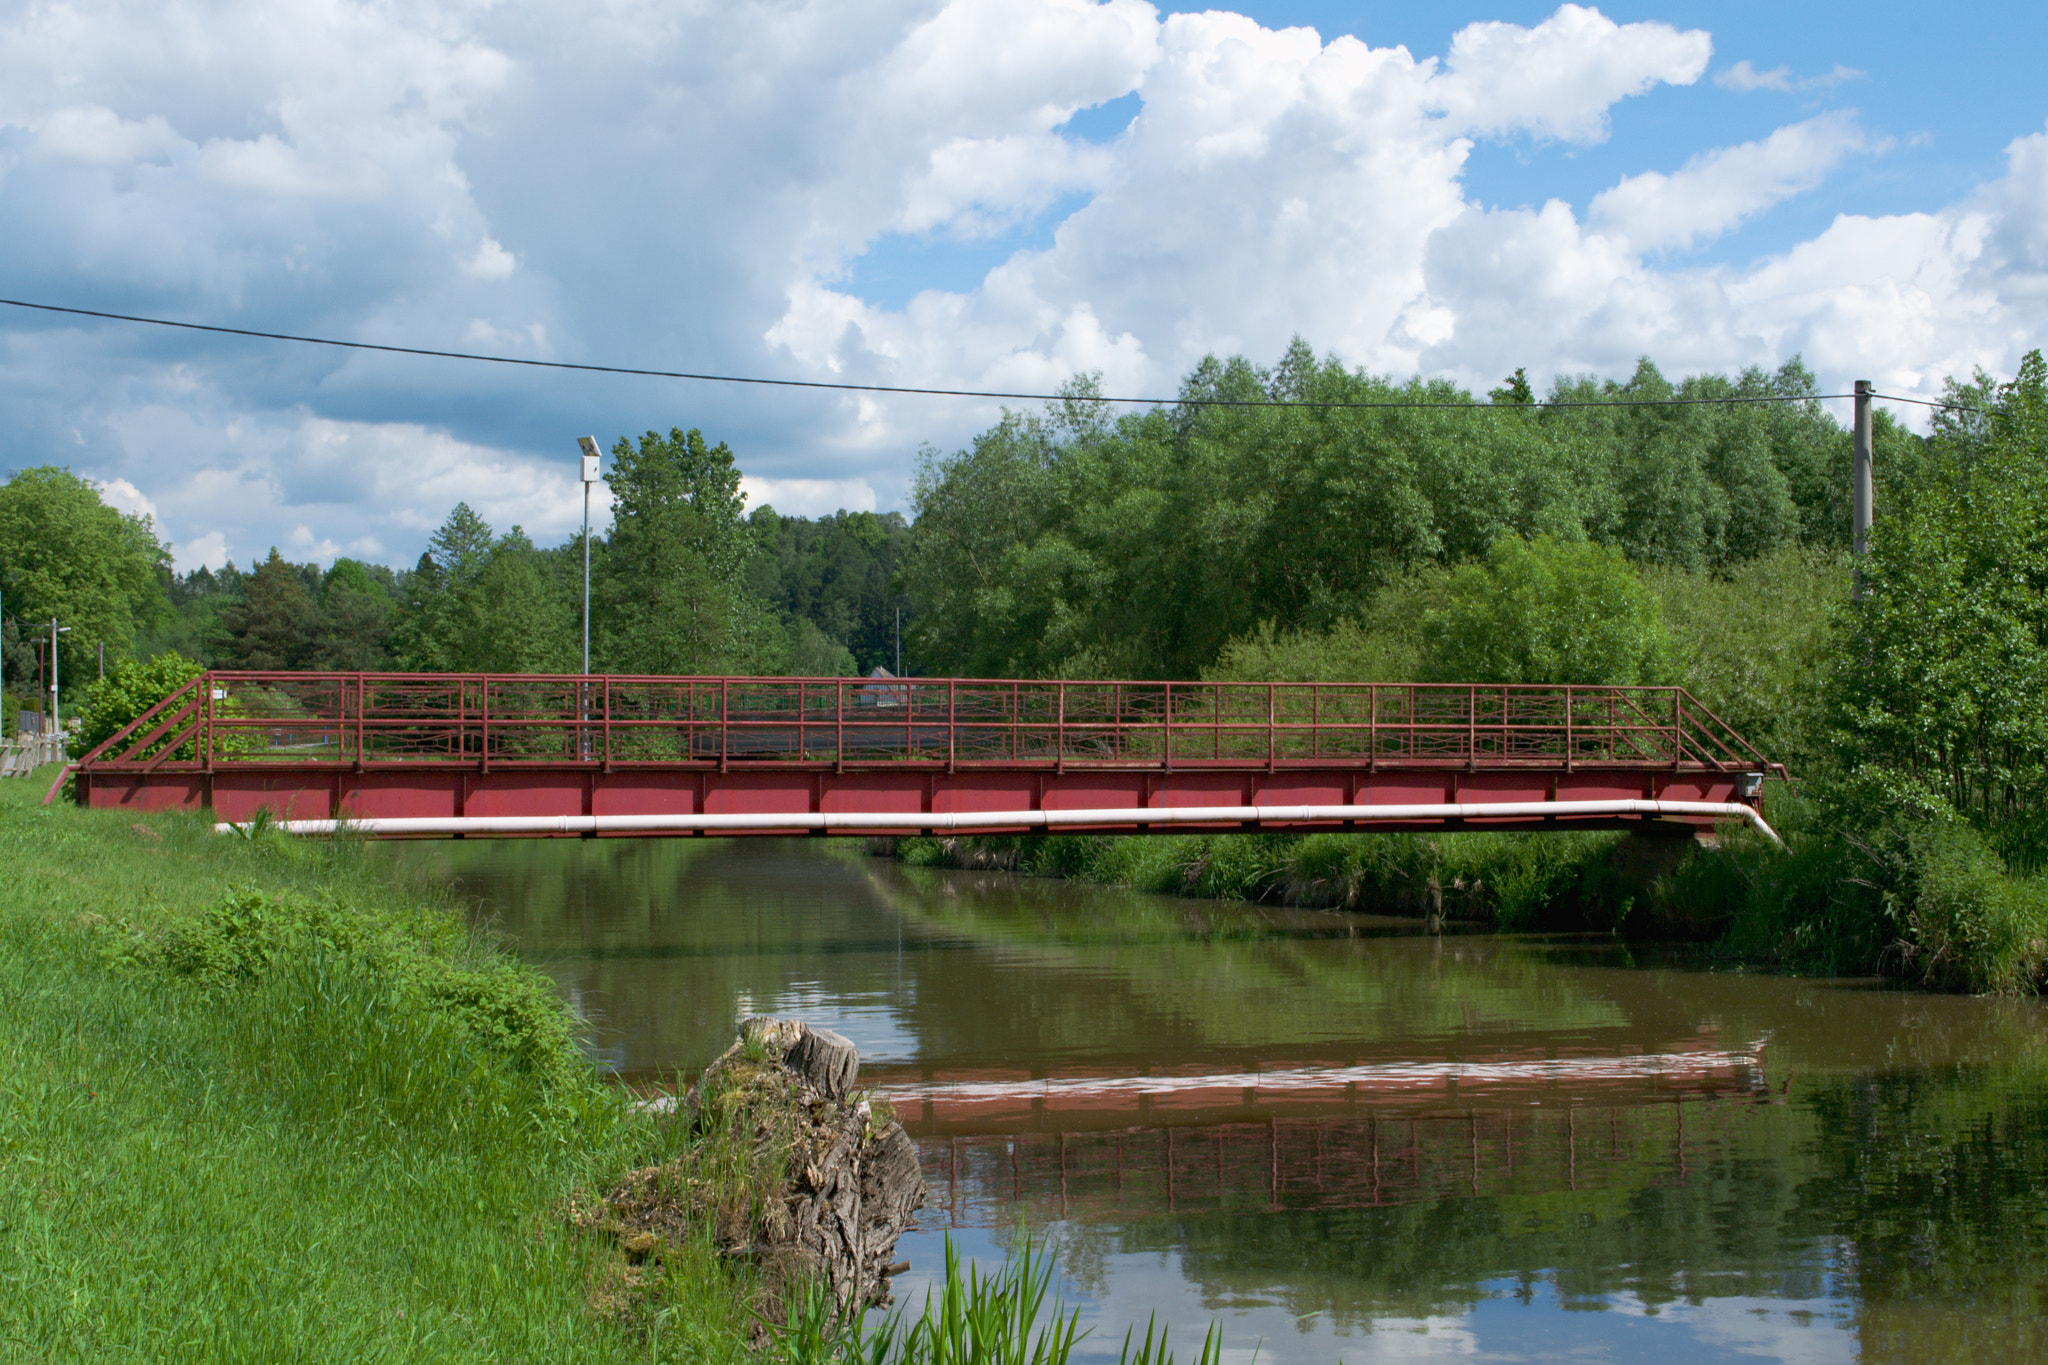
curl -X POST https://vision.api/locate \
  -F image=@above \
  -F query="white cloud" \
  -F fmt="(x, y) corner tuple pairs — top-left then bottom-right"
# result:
(1589, 112), (1873, 252)
(92, 476), (158, 522)
(1716, 60), (1863, 93)
(1431, 3), (1710, 143)
(1, 0), (2044, 571)
(741, 475), (879, 517)
(178, 530), (229, 572)
(32, 106), (181, 166)
(462, 237), (518, 280)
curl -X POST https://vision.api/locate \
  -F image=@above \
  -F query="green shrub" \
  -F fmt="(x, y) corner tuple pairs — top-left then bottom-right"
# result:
(1890, 819), (2048, 993)
(1422, 534), (1671, 685)
(114, 887), (585, 1089)
(71, 650), (206, 759)
(1709, 774), (2048, 993)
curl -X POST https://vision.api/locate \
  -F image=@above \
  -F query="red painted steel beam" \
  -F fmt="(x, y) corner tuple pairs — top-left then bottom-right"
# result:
(76, 670), (1783, 834)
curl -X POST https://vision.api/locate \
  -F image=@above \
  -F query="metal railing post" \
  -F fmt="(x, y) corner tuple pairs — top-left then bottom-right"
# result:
(1564, 685), (1574, 772)
(1672, 688), (1684, 769)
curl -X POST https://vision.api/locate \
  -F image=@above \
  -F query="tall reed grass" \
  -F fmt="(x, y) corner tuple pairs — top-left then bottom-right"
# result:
(770, 1237), (1232, 1365)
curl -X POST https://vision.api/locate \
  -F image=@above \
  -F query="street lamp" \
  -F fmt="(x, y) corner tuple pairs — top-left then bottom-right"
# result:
(49, 619), (71, 737)
(576, 436), (602, 675)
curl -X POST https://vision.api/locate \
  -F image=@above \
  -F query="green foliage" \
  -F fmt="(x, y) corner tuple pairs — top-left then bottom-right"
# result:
(1641, 546), (1846, 770)
(124, 887), (586, 1087)
(904, 346), (1864, 680)
(70, 650), (205, 760)
(1203, 569), (1449, 682)
(750, 508), (914, 675)
(897, 827), (1633, 931)
(764, 615), (860, 677)
(597, 428), (771, 674)
(0, 466), (171, 691)
(223, 547), (319, 668)
(1422, 534), (1670, 685)
(314, 557), (397, 668)
(769, 1235), (1229, 1365)
(1825, 350), (2048, 827)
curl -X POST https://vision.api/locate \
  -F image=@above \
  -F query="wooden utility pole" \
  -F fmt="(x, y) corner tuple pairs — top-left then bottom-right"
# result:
(1853, 380), (1874, 594)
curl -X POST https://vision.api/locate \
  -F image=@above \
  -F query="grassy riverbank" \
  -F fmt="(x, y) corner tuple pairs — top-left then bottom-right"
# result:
(0, 770), (750, 1363)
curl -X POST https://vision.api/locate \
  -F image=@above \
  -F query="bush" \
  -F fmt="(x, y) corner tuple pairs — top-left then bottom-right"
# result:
(116, 887), (586, 1090)
(70, 651), (204, 760)
(1707, 774), (2048, 993)
(1422, 534), (1671, 685)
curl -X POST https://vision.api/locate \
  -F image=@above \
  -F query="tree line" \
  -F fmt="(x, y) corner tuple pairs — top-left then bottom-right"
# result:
(0, 430), (913, 716)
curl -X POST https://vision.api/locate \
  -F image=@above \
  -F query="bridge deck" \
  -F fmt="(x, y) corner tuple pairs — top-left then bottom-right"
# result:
(75, 672), (1783, 834)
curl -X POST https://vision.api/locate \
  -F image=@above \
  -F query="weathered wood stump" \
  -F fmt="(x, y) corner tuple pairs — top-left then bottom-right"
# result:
(688, 1017), (926, 1315)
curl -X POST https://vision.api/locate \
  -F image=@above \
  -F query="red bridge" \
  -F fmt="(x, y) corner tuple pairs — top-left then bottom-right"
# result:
(74, 672), (1785, 839)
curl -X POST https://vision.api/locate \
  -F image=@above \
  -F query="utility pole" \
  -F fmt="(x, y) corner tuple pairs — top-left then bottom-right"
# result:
(894, 604), (902, 677)
(1853, 380), (1874, 598)
(1853, 381), (1874, 557)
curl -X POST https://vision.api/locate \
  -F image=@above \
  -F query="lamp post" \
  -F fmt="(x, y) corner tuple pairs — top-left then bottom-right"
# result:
(49, 619), (71, 739)
(576, 436), (602, 675)
(575, 437), (602, 763)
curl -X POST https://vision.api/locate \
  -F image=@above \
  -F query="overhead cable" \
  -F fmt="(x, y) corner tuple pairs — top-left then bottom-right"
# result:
(0, 297), (1976, 414)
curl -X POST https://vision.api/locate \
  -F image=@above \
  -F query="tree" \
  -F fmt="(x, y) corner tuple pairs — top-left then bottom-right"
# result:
(1487, 368), (1535, 405)
(456, 530), (576, 673)
(222, 549), (317, 669)
(312, 559), (396, 670)
(904, 342), (1863, 683)
(0, 467), (171, 690)
(1826, 350), (2048, 827)
(748, 507), (915, 674)
(390, 504), (496, 671)
(1421, 534), (1670, 686)
(595, 427), (767, 674)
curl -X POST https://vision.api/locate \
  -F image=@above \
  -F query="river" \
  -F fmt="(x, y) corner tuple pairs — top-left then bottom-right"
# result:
(386, 835), (2048, 1364)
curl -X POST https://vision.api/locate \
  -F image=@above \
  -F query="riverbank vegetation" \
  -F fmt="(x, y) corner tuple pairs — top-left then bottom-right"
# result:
(0, 769), (761, 1361)
(1, 773), (1252, 1362)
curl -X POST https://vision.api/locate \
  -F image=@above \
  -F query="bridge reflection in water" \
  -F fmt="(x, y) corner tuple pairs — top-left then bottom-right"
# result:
(868, 1038), (1771, 1225)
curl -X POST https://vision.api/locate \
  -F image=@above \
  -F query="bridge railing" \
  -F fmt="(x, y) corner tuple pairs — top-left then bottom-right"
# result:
(76, 673), (1785, 776)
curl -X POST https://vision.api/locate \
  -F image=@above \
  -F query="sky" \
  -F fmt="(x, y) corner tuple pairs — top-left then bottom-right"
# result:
(2, 0), (2045, 573)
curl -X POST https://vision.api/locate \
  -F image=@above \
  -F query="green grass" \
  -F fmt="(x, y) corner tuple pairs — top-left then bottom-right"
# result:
(0, 769), (752, 1364)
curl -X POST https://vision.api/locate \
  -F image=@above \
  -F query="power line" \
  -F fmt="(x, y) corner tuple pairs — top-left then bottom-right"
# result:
(0, 296), (1977, 413)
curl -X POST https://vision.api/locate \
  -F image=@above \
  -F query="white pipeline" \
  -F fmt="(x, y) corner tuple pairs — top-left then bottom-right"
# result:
(225, 798), (1783, 847)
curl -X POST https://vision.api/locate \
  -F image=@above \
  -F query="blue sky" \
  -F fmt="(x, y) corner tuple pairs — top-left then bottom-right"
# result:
(1, 0), (2043, 571)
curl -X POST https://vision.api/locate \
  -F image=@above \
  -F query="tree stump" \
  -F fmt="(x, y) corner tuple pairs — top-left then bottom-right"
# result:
(693, 1017), (926, 1316)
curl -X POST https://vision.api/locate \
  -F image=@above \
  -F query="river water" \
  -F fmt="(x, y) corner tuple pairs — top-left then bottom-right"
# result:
(387, 835), (2048, 1364)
